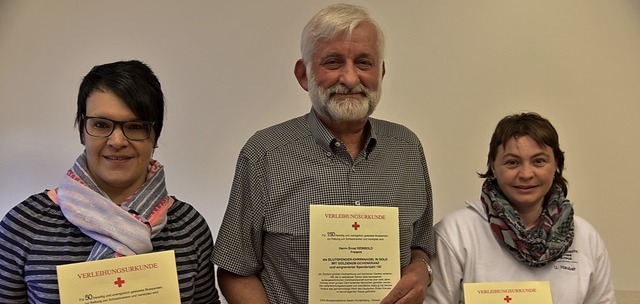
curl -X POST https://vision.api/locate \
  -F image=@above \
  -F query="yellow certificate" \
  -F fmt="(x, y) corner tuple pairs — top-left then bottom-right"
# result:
(56, 250), (180, 304)
(463, 281), (553, 304)
(309, 204), (400, 303)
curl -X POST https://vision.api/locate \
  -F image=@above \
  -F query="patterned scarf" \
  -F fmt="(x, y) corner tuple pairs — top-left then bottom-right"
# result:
(57, 152), (173, 261)
(480, 177), (574, 267)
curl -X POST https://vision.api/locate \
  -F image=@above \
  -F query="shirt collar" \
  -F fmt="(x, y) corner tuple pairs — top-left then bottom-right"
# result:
(307, 109), (378, 155)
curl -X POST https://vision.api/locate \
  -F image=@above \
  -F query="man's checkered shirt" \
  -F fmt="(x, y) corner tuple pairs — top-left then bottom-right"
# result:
(214, 110), (435, 303)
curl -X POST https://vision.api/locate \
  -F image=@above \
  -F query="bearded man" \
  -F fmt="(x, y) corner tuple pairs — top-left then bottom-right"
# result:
(213, 4), (435, 304)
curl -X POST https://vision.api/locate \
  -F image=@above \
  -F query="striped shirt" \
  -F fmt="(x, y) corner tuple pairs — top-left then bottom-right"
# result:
(213, 111), (435, 303)
(0, 192), (220, 304)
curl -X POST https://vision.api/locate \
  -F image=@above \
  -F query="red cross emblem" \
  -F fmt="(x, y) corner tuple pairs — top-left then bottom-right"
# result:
(504, 295), (512, 303)
(114, 277), (126, 287)
(352, 222), (360, 230)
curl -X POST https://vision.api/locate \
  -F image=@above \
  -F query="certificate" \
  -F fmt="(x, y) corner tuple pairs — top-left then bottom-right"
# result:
(463, 281), (553, 304)
(56, 250), (180, 304)
(309, 204), (400, 303)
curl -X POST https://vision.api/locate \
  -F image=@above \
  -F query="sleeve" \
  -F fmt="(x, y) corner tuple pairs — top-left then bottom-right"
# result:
(583, 233), (616, 304)
(0, 207), (29, 303)
(213, 144), (266, 276)
(412, 142), (436, 257)
(425, 223), (465, 304)
(188, 211), (221, 304)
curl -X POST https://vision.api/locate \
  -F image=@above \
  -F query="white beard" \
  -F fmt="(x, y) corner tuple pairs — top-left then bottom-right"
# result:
(307, 72), (382, 122)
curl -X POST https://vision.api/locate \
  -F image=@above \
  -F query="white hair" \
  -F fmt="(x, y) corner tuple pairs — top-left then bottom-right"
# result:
(300, 3), (385, 65)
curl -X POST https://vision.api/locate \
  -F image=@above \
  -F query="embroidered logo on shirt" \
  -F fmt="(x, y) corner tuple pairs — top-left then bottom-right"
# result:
(553, 249), (577, 271)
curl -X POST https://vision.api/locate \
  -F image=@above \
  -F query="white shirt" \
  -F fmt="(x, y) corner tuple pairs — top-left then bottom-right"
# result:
(426, 200), (616, 304)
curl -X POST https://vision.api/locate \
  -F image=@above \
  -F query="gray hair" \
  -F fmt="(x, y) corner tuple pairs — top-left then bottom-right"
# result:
(300, 3), (385, 65)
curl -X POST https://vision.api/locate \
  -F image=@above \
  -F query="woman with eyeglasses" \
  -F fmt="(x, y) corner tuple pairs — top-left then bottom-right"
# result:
(0, 60), (221, 303)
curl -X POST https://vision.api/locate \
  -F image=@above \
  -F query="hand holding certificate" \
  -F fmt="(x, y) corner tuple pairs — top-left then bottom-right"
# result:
(309, 205), (400, 303)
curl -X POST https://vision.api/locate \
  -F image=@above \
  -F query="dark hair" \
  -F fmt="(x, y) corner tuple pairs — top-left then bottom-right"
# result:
(479, 112), (568, 196)
(75, 60), (165, 146)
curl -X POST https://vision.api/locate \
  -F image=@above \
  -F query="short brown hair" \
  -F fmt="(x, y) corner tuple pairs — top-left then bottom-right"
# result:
(479, 112), (568, 196)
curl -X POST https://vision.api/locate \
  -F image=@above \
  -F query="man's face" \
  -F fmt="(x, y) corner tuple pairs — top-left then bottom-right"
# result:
(306, 22), (384, 122)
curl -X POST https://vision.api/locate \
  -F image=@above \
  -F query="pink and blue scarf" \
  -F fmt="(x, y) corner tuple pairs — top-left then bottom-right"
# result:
(56, 152), (173, 261)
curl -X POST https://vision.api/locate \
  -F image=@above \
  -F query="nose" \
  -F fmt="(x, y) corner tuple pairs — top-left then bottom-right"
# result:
(107, 125), (128, 148)
(338, 62), (360, 89)
(519, 163), (534, 179)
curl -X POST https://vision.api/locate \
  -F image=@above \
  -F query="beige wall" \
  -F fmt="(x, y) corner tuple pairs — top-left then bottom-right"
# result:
(1, 0), (639, 296)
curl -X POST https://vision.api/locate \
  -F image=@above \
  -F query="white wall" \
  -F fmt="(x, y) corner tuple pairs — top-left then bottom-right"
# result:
(1, 0), (639, 294)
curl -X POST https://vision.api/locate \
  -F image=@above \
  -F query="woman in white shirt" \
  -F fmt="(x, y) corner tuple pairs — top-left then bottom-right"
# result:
(426, 112), (616, 304)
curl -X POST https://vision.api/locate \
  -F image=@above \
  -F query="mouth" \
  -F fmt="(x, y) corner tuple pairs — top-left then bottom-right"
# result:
(104, 155), (133, 161)
(332, 92), (364, 98)
(514, 185), (538, 190)
(330, 93), (368, 103)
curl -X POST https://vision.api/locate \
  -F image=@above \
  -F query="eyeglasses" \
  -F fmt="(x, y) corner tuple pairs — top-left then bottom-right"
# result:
(83, 116), (155, 141)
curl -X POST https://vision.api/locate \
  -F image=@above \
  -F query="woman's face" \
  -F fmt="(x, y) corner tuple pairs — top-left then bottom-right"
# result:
(491, 135), (557, 213)
(83, 90), (155, 202)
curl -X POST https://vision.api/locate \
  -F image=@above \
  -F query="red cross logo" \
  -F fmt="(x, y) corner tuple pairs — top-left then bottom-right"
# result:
(503, 295), (512, 303)
(352, 222), (360, 230)
(114, 277), (126, 287)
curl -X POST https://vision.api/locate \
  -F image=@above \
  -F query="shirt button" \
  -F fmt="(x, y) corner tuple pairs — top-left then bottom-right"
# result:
(354, 201), (361, 206)
(334, 142), (341, 147)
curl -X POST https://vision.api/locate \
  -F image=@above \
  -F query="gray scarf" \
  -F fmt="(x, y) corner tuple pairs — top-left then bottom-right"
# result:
(480, 177), (574, 267)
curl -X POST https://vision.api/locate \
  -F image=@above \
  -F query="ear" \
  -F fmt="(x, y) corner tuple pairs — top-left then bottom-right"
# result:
(489, 162), (495, 175)
(381, 61), (386, 79)
(294, 59), (309, 91)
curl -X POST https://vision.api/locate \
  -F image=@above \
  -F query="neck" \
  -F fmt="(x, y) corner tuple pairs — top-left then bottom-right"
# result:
(96, 181), (144, 205)
(108, 192), (132, 205)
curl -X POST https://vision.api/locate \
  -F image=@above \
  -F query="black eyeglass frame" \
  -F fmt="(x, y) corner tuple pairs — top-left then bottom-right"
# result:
(82, 115), (155, 141)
